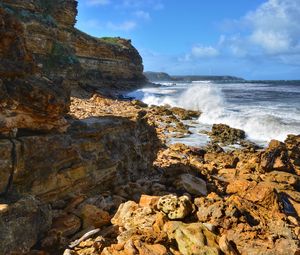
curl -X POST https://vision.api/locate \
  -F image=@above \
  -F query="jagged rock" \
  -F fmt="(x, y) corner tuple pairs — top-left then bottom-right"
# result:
(0, 195), (52, 255)
(1, 0), (145, 92)
(10, 115), (158, 202)
(163, 221), (220, 255)
(0, 76), (70, 134)
(174, 174), (207, 196)
(210, 124), (245, 145)
(157, 195), (193, 220)
(260, 139), (294, 173)
(170, 106), (201, 120)
(0, 6), (69, 134)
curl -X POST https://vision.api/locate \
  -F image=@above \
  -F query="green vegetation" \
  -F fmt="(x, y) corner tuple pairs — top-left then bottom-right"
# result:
(99, 37), (123, 46)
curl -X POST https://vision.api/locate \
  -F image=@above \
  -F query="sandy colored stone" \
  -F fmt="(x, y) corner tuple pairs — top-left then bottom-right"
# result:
(139, 195), (160, 208)
(157, 195), (193, 220)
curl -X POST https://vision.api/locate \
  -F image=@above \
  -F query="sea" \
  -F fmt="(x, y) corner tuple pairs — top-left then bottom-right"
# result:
(127, 80), (300, 147)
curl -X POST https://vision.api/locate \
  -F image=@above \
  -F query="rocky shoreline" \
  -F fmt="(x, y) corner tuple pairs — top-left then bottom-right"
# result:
(0, 1), (299, 255)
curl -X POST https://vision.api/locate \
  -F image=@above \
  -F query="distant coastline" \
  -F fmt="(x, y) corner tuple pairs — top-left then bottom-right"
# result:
(144, 71), (300, 84)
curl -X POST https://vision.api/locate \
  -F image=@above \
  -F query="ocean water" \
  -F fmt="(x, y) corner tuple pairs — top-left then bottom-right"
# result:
(127, 81), (300, 147)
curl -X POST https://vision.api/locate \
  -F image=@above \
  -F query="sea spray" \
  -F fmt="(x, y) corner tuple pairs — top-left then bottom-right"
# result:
(127, 81), (300, 145)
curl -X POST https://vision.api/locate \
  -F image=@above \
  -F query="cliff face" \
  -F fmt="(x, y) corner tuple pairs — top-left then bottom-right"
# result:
(0, 0), (145, 92)
(0, 1), (155, 254)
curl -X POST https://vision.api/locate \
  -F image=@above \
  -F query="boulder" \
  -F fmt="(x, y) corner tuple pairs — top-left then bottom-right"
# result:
(174, 174), (207, 196)
(260, 140), (294, 173)
(210, 124), (245, 145)
(157, 195), (193, 220)
(163, 221), (220, 255)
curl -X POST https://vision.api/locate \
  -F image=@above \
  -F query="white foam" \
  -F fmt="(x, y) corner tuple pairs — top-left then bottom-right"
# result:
(127, 82), (300, 145)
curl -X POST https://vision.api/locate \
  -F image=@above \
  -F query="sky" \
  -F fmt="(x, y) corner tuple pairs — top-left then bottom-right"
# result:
(76, 0), (300, 80)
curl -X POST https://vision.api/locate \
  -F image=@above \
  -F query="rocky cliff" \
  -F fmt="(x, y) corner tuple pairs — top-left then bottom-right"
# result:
(0, 1), (155, 254)
(0, 0), (145, 92)
(1, 1), (300, 255)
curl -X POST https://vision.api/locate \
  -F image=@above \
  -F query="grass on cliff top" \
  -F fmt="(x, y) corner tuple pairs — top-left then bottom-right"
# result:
(99, 37), (128, 47)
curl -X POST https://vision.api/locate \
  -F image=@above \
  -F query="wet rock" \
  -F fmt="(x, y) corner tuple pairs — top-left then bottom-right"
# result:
(157, 194), (193, 220)
(210, 124), (245, 145)
(174, 174), (207, 196)
(170, 106), (201, 120)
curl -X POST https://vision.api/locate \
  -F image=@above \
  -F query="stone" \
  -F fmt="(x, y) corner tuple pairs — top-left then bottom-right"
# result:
(81, 204), (111, 228)
(170, 106), (201, 120)
(174, 174), (207, 196)
(260, 139), (293, 173)
(139, 195), (160, 208)
(0, 76), (70, 134)
(157, 195), (193, 220)
(0, 196), (52, 254)
(102, 240), (168, 255)
(111, 201), (157, 231)
(0, 204), (9, 214)
(51, 213), (81, 237)
(163, 221), (220, 255)
(210, 124), (245, 145)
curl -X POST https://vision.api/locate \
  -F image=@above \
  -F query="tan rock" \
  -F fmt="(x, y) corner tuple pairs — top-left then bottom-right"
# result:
(157, 195), (193, 220)
(164, 221), (220, 255)
(111, 201), (157, 231)
(0, 204), (9, 214)
(139, 195), (160, 208)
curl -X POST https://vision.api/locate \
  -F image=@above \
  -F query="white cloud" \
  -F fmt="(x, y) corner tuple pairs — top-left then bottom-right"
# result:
(191, 45), (219, 58)
(245, 0), (300, 54)
(134, 10), (151, 20)
(86, 0), (111, 6)
(107, 21), (137, 31)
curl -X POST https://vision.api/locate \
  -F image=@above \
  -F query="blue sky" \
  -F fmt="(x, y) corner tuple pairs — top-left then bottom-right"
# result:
(76, 0), (300, 79)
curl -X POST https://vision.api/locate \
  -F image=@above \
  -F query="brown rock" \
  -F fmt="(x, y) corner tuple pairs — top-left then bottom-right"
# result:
(81, 204), (111, 228)
(0, 77), (70, 134)
(260, 139), (293, 173)
(51, 213), (81, 237)
(102, 240), (168, 255)
(210, 124), (245, 145)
